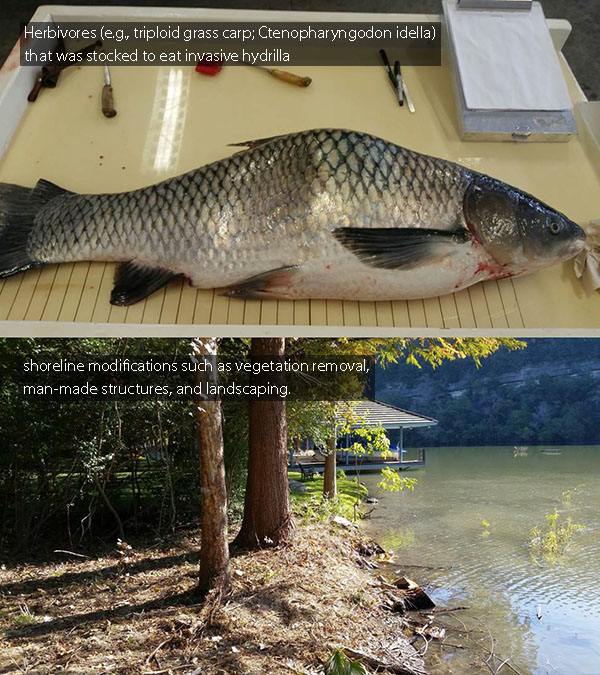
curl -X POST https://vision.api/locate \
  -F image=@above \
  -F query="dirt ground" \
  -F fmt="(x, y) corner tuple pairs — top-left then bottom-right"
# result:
(0, 522), (426, 674)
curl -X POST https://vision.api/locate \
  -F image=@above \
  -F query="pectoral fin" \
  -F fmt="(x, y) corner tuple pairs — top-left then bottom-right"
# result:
(333, 227), (470, 270)
(111, 261), (181, 306)
(221, 265), (299, 299)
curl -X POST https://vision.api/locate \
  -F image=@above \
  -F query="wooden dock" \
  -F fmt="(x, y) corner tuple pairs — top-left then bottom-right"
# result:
(292, 449), (426, 476)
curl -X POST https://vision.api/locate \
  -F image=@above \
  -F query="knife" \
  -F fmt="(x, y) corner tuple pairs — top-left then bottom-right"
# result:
(102, 64), (117, 118)
(246, 64), (312, 87)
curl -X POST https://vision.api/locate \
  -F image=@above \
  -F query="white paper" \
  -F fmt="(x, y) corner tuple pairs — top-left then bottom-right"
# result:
(446, 1), (572, 111)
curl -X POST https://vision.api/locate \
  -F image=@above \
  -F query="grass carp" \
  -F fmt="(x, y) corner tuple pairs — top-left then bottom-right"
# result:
(0, 129), (586, 305)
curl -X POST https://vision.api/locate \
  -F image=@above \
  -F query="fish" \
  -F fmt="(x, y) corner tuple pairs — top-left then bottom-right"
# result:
(0, 129), (586, 305)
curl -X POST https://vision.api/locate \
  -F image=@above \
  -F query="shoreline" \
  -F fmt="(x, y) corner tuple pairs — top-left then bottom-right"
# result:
(0, 521), (427, 674)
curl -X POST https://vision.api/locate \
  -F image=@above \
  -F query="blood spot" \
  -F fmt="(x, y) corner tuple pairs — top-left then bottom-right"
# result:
(474, 260), (510, 280)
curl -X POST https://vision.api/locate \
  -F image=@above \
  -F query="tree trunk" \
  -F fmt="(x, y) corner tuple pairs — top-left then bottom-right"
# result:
(192, 338), (230, 595)
(323, 436), (337, 499)
(234, 338), (294, 549)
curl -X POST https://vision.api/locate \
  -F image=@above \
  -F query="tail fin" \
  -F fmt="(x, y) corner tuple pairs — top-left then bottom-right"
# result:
(0, 179), (71, 279)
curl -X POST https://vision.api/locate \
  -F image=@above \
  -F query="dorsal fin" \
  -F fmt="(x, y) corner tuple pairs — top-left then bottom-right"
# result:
(228, 134), (284, 150)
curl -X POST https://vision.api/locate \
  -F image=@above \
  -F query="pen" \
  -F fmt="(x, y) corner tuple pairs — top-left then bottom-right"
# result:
(394, 60), (403, 106)
(402, 78), (416, 114)
(379, 48), (398, 99)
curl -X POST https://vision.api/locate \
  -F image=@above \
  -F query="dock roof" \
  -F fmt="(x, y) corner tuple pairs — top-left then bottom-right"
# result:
(336, 399), (438, 430)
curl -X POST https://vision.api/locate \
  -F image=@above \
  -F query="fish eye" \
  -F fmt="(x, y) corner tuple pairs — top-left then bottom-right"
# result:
(548, 219), (562, 235)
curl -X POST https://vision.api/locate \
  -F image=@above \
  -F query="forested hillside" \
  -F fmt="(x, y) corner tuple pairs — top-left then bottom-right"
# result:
(376, 339), (600, 446)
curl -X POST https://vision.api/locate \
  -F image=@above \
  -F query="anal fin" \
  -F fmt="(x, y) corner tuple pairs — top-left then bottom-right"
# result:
(221, 265), (298, 299)
(111, 261), (181, 306)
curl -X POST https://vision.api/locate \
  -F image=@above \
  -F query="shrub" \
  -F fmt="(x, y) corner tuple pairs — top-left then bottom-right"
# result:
(530, 509), (584, 559)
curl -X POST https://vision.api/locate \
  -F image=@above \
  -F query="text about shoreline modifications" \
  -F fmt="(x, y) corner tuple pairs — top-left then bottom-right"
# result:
(16, 355), (375, 401)
(21, 21), (441, 67)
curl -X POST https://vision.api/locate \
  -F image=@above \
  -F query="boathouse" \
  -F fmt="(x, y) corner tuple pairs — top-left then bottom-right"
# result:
(292, 399), (438, 474)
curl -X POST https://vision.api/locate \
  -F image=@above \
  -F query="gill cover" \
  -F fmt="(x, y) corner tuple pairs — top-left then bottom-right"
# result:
(464, 174), (585, 267)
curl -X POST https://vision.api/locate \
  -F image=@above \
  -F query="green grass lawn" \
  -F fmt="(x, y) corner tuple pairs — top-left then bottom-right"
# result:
(288, 470), (368, 521)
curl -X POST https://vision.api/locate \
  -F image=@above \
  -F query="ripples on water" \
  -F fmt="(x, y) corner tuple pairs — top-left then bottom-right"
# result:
(363, 446), (600, 675)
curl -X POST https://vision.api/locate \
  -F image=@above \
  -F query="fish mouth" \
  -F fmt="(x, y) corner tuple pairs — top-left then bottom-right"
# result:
(569, 240), (586, 258)
(568, 227), (587, 256)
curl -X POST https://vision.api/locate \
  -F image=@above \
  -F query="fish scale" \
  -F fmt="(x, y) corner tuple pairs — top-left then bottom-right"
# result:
(0, 128), (586, 305)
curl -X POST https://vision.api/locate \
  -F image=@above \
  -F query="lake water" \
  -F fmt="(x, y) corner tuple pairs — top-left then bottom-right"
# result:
(362, 446), (600, 675)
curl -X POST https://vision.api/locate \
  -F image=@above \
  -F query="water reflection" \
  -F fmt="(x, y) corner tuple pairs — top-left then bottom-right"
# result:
(142, 67), (190, 173)
(364, 446), (600, 674)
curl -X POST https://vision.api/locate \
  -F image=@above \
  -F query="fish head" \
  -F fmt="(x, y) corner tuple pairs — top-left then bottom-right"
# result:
(464, 174), (586, 273)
